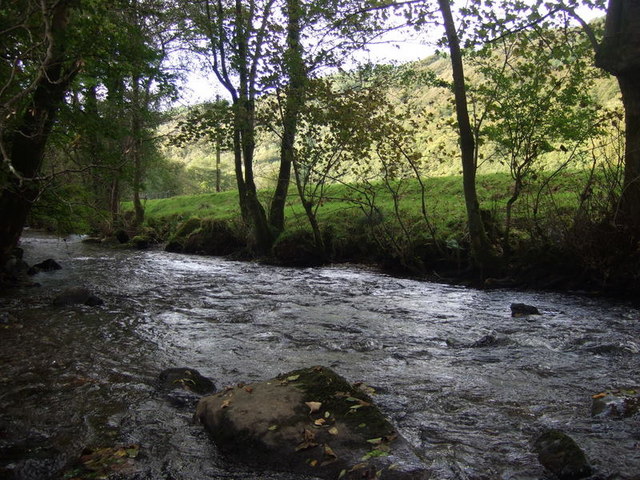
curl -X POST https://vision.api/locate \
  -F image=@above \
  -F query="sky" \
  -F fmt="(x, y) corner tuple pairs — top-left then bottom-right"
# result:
(174, 3), (605, 107)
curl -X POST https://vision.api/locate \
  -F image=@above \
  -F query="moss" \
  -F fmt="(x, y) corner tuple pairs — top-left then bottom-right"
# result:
(130, 235), (150, 249)
(272, 229), (326, 266)
(277, 366), (394, 440)
(172, 217), (202, 240)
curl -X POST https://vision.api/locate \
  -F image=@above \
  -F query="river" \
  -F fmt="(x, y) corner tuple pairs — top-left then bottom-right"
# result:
(1, 232), (638, 479)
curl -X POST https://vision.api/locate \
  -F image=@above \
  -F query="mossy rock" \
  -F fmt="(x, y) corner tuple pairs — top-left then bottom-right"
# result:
(157, 367), (216, 395)
(195, 365), (427, 479)
(130, 235), (150, 249)
(183, 219), (245, 256)
(174, 217), (202, 239)
(534, 430), (592, 480)
(164, 239), (184, 253)
(272, 229), (326, 267)
(114, 229), (130, 244)
(591, 388), (640, 418)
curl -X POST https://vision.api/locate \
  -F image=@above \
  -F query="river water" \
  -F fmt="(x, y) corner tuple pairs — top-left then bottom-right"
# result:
(1, 232), (638, 479)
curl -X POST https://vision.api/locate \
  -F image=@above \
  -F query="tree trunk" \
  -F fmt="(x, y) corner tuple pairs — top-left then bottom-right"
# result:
(269, 0), (306, 233)
(130, 75), (145, 227)
(0, 1), (77, 264)
(616, 75), (640, 230)
(596, 0), (640, 234)
(437, 0), (495, 270)
(216, 138), (221, 192)
(231, 99), (249, 220)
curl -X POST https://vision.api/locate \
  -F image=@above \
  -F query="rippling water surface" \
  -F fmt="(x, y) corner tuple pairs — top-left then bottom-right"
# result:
(1, 233), (639, 479)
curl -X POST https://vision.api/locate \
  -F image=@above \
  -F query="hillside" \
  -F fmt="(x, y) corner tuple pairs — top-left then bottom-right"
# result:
(155, 50), (621, 196)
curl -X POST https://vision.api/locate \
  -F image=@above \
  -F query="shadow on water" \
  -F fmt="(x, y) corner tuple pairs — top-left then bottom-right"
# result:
(1, 232), (639, 479)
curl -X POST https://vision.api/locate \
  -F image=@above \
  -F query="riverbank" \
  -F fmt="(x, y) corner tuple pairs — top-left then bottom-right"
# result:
(114, 171), (638, 298)
(24, 170), (637, 297)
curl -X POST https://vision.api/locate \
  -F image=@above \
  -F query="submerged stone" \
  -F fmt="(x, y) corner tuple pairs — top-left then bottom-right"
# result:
(28, 258), (62, 275)
(195, 365), (427, 479)
(591, 388), (639, 418)
(52, 287), (104, 307)
(534, 430), (592, 480)
(510, 303), (541, 317)
(158, 367), (216, 395)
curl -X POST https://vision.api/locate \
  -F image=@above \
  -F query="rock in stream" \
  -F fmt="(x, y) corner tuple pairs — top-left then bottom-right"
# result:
(195, 365), (428, 479)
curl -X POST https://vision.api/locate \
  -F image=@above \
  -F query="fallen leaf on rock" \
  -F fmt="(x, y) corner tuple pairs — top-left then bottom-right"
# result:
(324, 411), (331, 418)
(309, 459), (318, 467)
(287, 374), (300, 382)
(362, 449), (389, 460)
(306, 401), (322, 413)
(314, 418), (326, 426)
(296, 429), (319, 451)
(323, 444), (337, 459)
(221, 399), (232, 408)
(328, 427), (339, 435)
(367, 438), (383, 445)
(268, 425), (278, 431)
(592, 392), (608, 399)
(244, 386), (254, 393)
(349, 462), (367, 472)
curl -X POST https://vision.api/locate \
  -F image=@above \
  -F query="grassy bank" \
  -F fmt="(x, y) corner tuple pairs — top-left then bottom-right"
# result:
(127, 170), (589, 241)
(119, 168), (638, 295)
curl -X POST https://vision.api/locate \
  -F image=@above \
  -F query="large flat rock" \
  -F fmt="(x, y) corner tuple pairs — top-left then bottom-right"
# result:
(195, 366), (428, 479)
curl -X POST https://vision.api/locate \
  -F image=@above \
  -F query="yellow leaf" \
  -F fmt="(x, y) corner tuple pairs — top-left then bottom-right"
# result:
(305, 401), (322, 413)
(323, 444), (337, 459)
(592, 392), (607, 399)
(268, 425), (278, 431)
(314, 418), (326, 426)
(328, 427), (339, 435)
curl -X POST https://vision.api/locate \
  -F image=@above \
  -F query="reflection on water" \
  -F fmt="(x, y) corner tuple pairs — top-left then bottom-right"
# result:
(1, 232), (639, 479)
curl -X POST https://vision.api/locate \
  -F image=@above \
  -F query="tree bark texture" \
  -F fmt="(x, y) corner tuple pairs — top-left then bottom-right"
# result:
(269, 0), (306, 233)
(596, 0), (640, 233)
(0, 0), (77, 264)
(437, 0), (495, 269)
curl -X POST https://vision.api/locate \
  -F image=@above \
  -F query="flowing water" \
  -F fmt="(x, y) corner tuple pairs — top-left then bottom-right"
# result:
(1, 232), (639, 479)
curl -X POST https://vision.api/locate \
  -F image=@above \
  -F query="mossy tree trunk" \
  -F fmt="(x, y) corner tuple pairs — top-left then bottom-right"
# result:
(0, 0), (78, 264)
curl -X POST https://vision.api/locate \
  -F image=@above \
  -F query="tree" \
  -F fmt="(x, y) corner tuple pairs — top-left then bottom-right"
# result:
(437, 0), (496, 270)
(595, 0), (640, 234)
(187, 0), (276, 253)
(269, 0), (306, 233)
(0, 0), (81, 266)
(469, 24), (601, 251)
